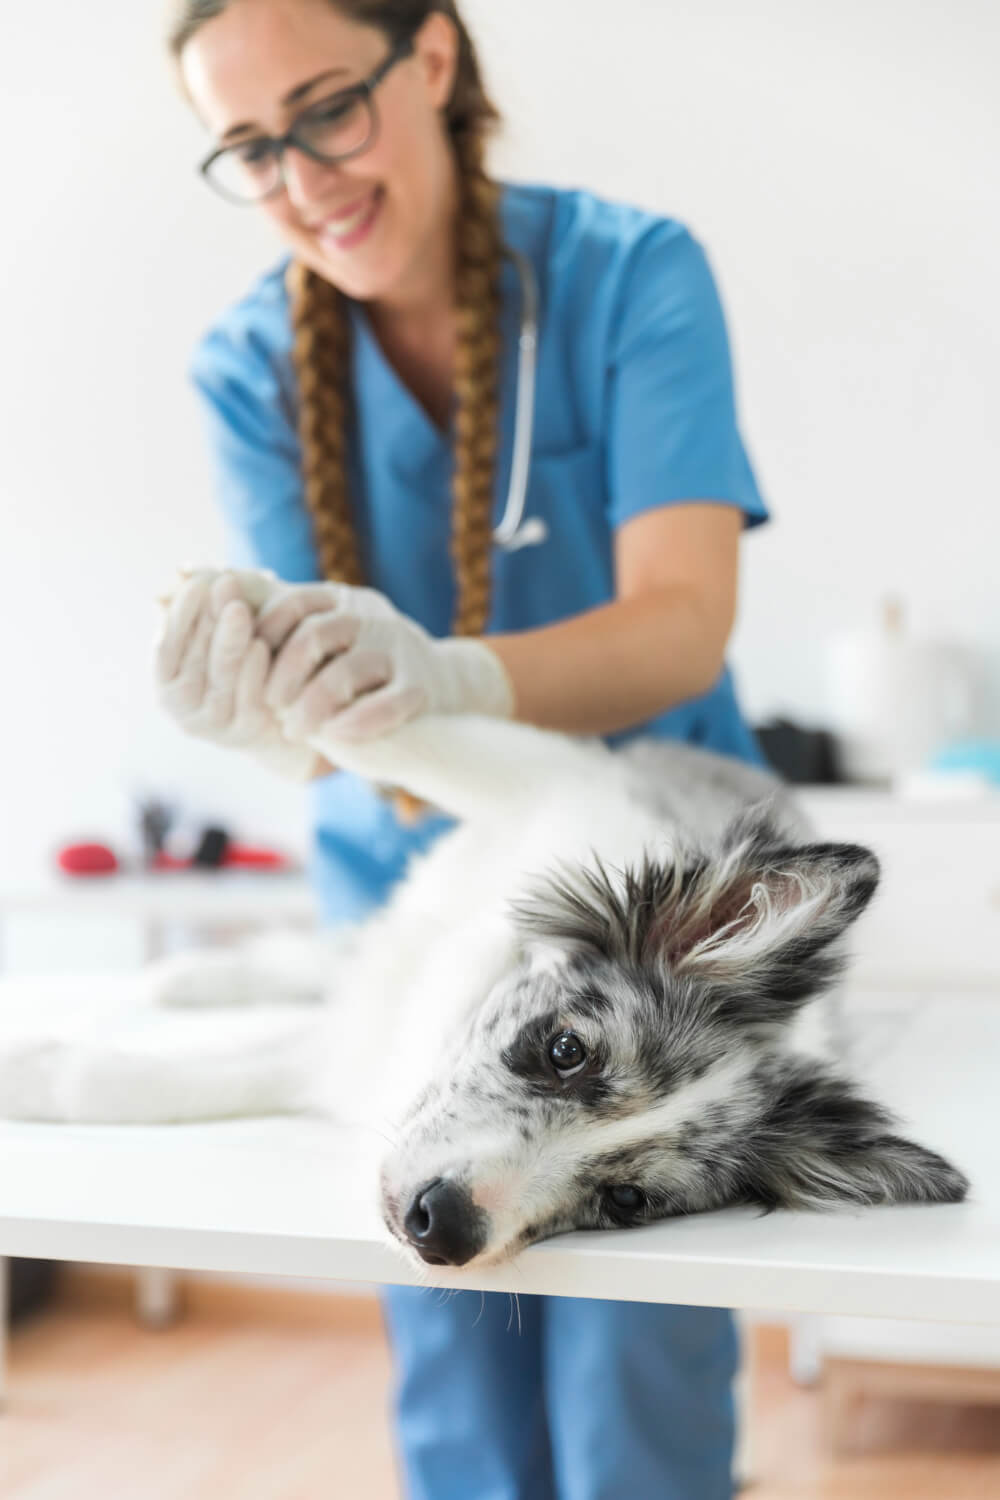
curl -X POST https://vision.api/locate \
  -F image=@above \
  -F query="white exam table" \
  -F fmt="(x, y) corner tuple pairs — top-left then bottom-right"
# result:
(0, 976), (995, 1325)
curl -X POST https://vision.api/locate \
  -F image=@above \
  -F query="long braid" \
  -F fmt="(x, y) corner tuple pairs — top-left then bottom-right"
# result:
(286, 135), (504, 623)
(286, 260), (365, 588)
(171, 1), (506, 825)
(449, 126), (503, 637)
(287, 130), (503, 824)
(169, 1), (505, 625)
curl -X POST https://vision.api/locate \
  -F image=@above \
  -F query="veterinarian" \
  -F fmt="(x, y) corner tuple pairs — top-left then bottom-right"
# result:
(160, 3), (769, 1496)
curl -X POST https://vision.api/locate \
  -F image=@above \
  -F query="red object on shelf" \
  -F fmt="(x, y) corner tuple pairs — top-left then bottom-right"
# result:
(223, 844), (293, 870)
(148, 846), (294, 872)
(56, 842), (120, 876)
(149, 851), (189, 871)
(57, 839), (295, 877)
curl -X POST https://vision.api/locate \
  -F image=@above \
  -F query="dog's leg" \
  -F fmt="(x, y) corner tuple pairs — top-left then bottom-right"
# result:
(306, 713), (612, 822)
(0, 929), (359, 1123)
(141, 928), (358, 1010)
(0, 1001), (323, 1123)
(183, 568), (611, 821)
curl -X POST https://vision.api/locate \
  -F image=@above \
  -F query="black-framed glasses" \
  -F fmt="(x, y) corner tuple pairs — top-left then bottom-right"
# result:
(199, 34), (415, 205)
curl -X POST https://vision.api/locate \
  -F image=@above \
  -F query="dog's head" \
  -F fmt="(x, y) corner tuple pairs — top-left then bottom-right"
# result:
(379, 807), (969, 1267)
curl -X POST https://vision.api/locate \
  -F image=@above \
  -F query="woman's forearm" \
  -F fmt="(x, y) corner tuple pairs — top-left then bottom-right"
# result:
(487, 586), (730, 737)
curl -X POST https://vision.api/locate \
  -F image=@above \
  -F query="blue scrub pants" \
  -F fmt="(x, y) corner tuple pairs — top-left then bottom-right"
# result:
(380, 1285), (738, 1500)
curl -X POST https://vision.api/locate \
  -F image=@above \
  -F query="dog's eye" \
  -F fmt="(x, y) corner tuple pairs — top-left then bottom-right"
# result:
(606, 1184), (646, 1216)
(549, 1031), (587, 1077)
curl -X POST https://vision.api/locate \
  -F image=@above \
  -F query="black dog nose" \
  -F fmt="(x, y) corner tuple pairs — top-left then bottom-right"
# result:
(402, 1179), (485, 1266)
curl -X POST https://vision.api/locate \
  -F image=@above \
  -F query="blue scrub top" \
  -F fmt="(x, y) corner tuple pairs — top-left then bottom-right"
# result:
(189, 181), (771, 923)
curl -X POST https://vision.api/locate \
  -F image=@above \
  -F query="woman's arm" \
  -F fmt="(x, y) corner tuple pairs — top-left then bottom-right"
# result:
(487, 502), (743, 736)
(286, 500), (741, 775)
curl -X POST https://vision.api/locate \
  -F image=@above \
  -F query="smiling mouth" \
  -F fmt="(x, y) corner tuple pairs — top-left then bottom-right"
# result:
(315, 187), (383, 249)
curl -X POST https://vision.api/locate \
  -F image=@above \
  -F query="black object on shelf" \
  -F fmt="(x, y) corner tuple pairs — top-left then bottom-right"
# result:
(138, 798), (174, 866)
(755, 717), (843, 785)
(192, 825), (231, 868)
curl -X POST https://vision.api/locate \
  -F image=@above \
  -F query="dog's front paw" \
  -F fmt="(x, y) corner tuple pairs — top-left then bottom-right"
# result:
(157, 564), (281, 615)
(141, 949), (258, 1009)
(141, 937), (327, 1010)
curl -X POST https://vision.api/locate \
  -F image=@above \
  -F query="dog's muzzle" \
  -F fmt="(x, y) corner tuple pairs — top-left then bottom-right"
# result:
(401, 1178), (487, 1267)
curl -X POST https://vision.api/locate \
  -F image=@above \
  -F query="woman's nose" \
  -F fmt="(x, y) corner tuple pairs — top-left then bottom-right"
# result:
(279, 145), (342, 213)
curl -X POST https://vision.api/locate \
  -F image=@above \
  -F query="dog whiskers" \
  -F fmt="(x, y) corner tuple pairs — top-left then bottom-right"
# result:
(358, 1124), (399, 1151)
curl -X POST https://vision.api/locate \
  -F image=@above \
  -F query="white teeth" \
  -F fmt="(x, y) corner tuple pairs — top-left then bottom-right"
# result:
(321, 195), (375, 241)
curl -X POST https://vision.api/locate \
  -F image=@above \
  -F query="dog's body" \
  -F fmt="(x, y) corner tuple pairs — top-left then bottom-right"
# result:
(0, 713), (969, 1268)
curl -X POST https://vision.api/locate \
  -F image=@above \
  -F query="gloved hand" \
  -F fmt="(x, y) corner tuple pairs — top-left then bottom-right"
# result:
(153, 568), (327, 781)
(254, 581), (516, 743)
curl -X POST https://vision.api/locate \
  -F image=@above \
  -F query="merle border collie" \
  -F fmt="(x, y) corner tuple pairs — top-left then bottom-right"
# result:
(1, 699), (968, 1272)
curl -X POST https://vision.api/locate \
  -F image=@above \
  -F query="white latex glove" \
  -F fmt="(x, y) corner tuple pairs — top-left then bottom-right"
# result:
(153, 567), (326, 781)
(253, 582), (516, 743)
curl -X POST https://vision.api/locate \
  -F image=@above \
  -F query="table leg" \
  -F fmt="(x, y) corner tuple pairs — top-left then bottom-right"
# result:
(134, 919), (180, 1331)
(135, 1266), (181, 1329)
(789, 1314), (824, 1386)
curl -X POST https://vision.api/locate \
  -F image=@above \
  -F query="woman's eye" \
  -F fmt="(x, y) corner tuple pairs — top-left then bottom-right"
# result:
(237, 140), (274, 168)
(606, 1184), (645, 1215)
(548, 1030), (587, 1077)
(312, 99), (355, 125)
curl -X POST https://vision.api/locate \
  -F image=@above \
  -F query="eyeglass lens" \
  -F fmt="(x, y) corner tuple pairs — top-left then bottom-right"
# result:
(208, 92), (374, 201)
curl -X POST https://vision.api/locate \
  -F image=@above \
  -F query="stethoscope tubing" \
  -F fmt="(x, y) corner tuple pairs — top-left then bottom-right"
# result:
(492, 247), (547, 552)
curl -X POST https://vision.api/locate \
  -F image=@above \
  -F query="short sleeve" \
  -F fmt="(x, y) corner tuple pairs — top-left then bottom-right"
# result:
(189, 320), (321, 582)
(605, 223), (768, 532)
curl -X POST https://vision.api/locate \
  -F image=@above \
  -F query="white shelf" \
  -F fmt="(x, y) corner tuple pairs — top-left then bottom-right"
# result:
(797, 786), (1000, 824)
(0, 870), (317, 926)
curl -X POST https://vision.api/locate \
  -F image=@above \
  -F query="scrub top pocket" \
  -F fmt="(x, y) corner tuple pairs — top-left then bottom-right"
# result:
(491, 443), (613, 632)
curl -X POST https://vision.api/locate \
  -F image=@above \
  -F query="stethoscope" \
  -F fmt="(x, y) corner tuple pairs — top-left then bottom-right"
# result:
(492, 247), (549, 552)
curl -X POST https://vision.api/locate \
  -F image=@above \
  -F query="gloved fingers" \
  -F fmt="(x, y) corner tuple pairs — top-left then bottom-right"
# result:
(206, 597), (254, 690)
(154, 568), (288, 745)
(281, 648), (393, 738)
(208, 573), (247, 617)
(234, 636), (272, 723)
(264, 611), (361, 711)
(154, 572), (214, 684)
(164, 599), (216, 721)
(198, 598), (256, 733)
(155, 564), (220, 613)
(316, 681), (427, 743)
(255, 584), (344, 653)
(228, 567), (280, 614)
(256, 583), (406, 651)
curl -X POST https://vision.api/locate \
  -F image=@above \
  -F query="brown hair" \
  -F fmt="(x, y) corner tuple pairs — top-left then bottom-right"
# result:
(169, 0), (503, 637)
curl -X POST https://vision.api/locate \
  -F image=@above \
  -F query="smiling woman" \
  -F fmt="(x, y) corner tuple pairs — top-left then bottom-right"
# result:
(171, 0), (503, 620)
(159, 2), (774, 1495)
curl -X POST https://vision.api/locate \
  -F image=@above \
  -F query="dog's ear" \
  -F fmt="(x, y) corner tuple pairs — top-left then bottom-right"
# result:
(740, 1070), (970, 1210)
(512, 806), (878, 1011)
(645, 809), (881, 1012)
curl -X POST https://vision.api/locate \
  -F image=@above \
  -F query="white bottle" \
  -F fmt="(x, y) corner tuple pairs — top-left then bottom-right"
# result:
(826, 599), (976, 785)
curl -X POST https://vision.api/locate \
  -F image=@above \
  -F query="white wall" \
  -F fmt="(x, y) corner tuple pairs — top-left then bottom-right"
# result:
(469, 0), (1000, 724)
(2, 0), (997, 886)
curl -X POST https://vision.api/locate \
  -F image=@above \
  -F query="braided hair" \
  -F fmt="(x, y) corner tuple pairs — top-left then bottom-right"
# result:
(169, 0), (505, 638)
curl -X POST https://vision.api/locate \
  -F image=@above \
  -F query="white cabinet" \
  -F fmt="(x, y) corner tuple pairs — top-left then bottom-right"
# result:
(788, 789), (1000, 1421)
(797, 789), (1000, 991)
